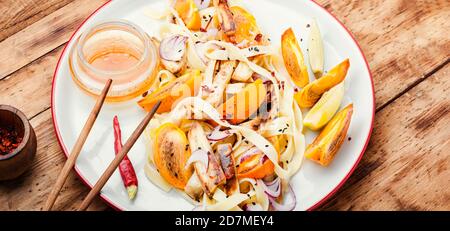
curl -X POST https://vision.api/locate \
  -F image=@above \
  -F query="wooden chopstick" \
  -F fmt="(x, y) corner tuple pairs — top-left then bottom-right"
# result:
(44, 79), (113, 211)
(77, 101), (161, 211)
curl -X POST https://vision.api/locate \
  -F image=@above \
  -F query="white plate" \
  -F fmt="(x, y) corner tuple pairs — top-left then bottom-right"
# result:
(52, 0), (374, 211)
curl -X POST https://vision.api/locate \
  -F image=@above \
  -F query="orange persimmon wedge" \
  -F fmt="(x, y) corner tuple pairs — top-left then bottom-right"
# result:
(154, 123), (192, 189)
(282, 28), (309, 88)
(138, 70), (202, 113)
(218, 79), (267, 125)
(174, 0), (202, 30)
(305, 104), (353, 167)
(295, 59), (350, 108)
(230, 6), (261, 45)
(237, 153), (274, 179)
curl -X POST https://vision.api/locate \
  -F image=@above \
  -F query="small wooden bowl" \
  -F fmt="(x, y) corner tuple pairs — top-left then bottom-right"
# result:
(0, 105), (37, 181)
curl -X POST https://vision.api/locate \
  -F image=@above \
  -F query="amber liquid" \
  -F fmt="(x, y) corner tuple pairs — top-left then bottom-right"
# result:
(87, 51), (140, 83)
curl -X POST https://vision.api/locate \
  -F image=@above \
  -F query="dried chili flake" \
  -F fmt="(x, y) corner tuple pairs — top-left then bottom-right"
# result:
(0, 126), (22, 155)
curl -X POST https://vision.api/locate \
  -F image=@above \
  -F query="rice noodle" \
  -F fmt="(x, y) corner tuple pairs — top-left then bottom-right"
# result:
(142, 3), (307, 211)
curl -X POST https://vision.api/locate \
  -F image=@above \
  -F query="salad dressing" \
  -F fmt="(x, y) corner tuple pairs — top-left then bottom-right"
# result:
(69, 20), (158, 102)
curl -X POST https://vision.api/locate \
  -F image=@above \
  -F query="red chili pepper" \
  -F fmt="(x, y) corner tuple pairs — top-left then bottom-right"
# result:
(113, 116), (138, 200)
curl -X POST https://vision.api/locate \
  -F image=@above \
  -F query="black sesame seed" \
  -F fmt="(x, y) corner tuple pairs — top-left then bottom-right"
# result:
(265, 145), (269, 148)
(306, 24), (310, 28)
(252, 202), (256, 205)
(348, 137), (352, 141)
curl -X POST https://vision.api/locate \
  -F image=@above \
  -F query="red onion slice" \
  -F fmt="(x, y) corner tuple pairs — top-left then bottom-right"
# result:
(185, 149), (209, 170)
(243, 203), (263, 211)
(269, 184), (296, 211)
(194, 0), (211, 10)
(207, 126), (232, 141)
(258, 178), (281, 198)
(160, 35), (188, 61)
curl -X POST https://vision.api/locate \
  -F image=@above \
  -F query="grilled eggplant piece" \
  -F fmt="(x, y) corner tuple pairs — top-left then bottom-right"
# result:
(205, 61), (237, 107)
(188, 122), (226, 197)
(217, 144), (239, 195)
(215, 0), (236, 39)
(185, 173), (204, 202)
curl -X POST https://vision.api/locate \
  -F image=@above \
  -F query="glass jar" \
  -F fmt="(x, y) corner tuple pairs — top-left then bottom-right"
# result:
(69, 20), (158, 102)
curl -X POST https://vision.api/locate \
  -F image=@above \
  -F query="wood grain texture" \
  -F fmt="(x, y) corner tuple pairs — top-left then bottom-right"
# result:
(320, 65), (450, 210)
(318, 0), (450, 108)
(0, 110), (108, 211)
(0, 0), (449, 211)
(0, 0), (73, 42)
(0, 0), (108, 80)
(0, 46), (63, 118)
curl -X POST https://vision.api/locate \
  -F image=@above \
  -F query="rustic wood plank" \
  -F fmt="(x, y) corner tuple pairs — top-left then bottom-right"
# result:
(0, 0), (73, 42)
(317, 0), (450, 108)
(321, 64), (450, 210)
(0, 0), (107, 80)
(0, 46), (63, 119)
(0, 110), (109, 211)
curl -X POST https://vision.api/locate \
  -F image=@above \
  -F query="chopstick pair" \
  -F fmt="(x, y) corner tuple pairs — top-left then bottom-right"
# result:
(44, 79), (161, 211)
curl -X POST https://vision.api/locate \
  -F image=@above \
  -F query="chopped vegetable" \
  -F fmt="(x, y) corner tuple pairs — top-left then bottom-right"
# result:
(237, 153), (274, 179)
(282, 28), (309, 88)
(188, 122), (226, 196)
(305, 104), (353, 166)
(154, 123), (192, 189)
(303, 83), (345, 130)
(160, 35), (188, 61)
(218, 79), (267, 125)
(138, 69), (203, 113)
(215, 0), (236, 39)
(230, 6), (262, 46)
(308, 19), (324, 78)
(174, 0), (202, 30)
(295, 59), (349, 108)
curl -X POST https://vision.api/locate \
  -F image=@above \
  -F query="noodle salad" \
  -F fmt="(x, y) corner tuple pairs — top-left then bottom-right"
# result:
(139, 0), (352, 211)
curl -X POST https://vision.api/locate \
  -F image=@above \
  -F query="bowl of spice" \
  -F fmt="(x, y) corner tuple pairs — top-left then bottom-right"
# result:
(0, 105), (36, 181)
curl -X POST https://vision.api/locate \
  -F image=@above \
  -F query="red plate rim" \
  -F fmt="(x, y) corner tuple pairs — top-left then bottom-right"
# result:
(51, 0), (375, 211)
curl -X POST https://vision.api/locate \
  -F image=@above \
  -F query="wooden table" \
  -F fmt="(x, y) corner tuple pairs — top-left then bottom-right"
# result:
(0, 0), (448, 211)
